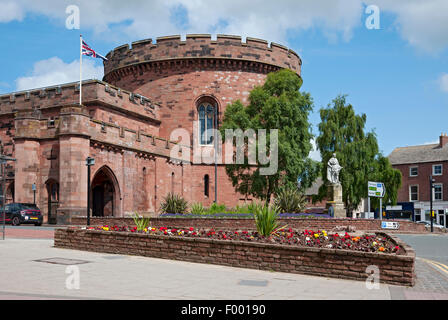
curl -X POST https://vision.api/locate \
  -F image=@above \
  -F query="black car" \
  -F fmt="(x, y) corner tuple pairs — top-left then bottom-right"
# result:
(0, 203), (43, 226)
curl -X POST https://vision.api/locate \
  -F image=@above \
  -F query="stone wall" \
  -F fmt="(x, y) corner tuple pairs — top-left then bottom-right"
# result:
(54, 228), (416, 286)
(70, 217), (429, 233)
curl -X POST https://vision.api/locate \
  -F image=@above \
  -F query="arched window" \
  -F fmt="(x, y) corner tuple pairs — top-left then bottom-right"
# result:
(198, 102), (216, 145)
(171, 172), (175, 193)
(204, 174), (209, 197)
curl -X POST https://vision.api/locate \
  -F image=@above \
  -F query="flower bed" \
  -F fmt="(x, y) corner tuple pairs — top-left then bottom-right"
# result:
(55, 226), (416, 286)
(159, 212), (333, 219)
(90, 225), (402, 254)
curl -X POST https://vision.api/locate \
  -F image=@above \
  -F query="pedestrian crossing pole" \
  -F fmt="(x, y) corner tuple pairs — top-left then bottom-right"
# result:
(430, 175), (435, 233)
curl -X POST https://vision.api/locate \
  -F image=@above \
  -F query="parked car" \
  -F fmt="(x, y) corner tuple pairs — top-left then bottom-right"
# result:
(0, 203), (42, 226)
(417, 220), (446, 230)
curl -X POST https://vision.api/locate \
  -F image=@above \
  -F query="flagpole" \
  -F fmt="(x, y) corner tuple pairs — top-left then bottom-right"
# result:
(79, 34), (82, 105)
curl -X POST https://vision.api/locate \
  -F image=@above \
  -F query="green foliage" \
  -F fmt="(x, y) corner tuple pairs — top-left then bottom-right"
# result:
(273, 187), (307, 213)
(315, 95), (402, 214)
(206, 202), (227, 214)
(190, 202), (206, 215)
(132, 213), (150, 231)
(369, 156), (402, 210)
(160, 193), (189, 214)
(220, 69), (315, 204)
(253, 204), (287, 237)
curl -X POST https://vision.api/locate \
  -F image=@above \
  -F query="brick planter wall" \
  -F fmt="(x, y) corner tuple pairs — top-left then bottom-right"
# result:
(71, 217), (429, 233)
(54, 228), (416, 286)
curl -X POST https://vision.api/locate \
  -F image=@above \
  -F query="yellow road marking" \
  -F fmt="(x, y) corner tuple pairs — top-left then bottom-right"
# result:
(419, 257), (448, 276)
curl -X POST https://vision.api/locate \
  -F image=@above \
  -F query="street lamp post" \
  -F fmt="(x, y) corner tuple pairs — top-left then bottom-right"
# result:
(32, 183), (36, 204)
(86, 157), (95, 226)
(429, 175), (435, 233)
(214, 105), (218, 204)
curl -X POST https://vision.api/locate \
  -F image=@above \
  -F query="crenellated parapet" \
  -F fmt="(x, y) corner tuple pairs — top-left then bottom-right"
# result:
(103, 34), (301, 83)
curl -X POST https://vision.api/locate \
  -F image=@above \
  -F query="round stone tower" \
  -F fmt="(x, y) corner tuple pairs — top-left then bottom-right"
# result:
(103, 34), (302, 139)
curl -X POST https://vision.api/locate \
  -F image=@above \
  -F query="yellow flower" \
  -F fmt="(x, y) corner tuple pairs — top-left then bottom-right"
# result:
(314, 233), (320, 238)
(102, 227), (109, 231)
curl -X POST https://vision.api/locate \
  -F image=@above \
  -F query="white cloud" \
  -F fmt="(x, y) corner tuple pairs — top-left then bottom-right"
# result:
(439, 73), (448, 93)
(2, 0), (447, 53)
(0, 0), (363, 45)
(375, 0), (448, 53)
(15, 57), (103, 91)
(0, 1), (24, 22)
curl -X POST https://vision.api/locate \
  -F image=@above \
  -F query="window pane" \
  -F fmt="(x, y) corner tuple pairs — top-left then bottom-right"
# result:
(206, 105), (214, 145)
(199, 105), (206, 144)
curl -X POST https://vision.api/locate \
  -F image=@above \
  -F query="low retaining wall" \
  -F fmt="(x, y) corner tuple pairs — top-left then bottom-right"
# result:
(54, 228), (416, 286)
(71, 217), (428, 233)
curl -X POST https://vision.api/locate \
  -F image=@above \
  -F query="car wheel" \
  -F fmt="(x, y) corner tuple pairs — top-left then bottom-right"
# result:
(11, 216), (20, 226)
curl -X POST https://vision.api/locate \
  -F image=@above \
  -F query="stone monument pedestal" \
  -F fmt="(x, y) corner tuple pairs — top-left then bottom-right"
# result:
(326, 183), (346, 218)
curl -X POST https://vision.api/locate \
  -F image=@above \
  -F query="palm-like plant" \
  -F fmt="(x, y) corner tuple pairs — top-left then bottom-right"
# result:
(273, 187), (307, 213)
(190, 202), (205, 215)
(160, 193), (189, 214)
(254, 204), (287, 237)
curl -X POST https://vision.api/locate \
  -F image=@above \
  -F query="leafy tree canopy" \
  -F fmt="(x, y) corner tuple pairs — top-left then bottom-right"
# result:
(220, 69), (319, 204)
(316, 95), (401, 214)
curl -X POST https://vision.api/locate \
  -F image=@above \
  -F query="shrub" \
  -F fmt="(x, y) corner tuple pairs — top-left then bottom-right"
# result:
(254, 204), (287, 237)
(190, 202), (206, 215)
(160, 193), (189, 214)
(206, 202), (227, 214)
(273, 188), (307, 213)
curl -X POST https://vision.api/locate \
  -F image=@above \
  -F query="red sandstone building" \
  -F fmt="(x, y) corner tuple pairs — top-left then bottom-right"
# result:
(388, 133), (448, 226)
(0, 34), (302, 224)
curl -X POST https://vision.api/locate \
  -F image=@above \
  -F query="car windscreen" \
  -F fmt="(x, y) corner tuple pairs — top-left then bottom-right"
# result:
(21, 204), (38, 210)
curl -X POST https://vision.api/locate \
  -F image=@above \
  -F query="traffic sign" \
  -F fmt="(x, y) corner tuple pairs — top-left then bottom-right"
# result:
(381, 221), (400, 230)
(368, 181), (385, 197)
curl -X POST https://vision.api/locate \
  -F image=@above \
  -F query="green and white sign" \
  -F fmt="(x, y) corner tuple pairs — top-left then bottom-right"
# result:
(368, 181), (385, 198)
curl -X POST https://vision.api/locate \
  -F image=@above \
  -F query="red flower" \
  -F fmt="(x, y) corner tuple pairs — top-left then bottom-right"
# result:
(189, 227), (194, 231)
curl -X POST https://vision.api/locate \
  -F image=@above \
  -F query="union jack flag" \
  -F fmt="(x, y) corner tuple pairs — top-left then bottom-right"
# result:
(82, 40), (107, 61)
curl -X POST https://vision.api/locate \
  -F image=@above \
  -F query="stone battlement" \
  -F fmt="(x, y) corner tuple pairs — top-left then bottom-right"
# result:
(0, 80), (160, 122)
(103, 34), (302, 81)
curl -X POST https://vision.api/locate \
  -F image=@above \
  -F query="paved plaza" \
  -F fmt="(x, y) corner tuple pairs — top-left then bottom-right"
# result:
(0, 226), (447, 300)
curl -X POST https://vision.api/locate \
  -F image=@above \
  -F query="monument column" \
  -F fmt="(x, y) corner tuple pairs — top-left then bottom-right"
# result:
(325, 153), (346, 218)
(57, 105), (91, 224)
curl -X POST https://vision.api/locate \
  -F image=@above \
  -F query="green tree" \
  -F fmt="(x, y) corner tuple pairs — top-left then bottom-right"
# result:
(369, 156), (402, 212)
(220, 69), (318, 204)
(316, 95), (401, 215)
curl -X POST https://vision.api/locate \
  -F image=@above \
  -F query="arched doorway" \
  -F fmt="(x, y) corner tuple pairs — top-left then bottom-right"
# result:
(5, 181), (14, 204)
(91, 166), (120, 217)
(45, 179), (59, 224)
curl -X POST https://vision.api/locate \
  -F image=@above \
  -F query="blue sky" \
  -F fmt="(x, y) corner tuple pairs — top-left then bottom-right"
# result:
(0, 0), (447, 159)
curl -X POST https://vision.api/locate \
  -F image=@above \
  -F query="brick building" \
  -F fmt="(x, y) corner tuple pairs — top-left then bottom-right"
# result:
(0, 34), (302, 224)
(388, 133), (448, 226)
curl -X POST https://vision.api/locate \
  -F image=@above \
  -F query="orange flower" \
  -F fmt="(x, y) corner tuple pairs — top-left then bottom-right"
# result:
(379, 247), (385, 252)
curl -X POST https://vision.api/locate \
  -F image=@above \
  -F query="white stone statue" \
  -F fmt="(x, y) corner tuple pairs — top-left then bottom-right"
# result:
(327, 153), (342, 184)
